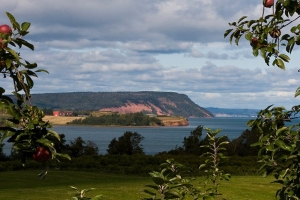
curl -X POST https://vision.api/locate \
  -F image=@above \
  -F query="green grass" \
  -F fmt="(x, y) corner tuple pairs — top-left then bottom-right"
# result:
(0, 170), (281, 200)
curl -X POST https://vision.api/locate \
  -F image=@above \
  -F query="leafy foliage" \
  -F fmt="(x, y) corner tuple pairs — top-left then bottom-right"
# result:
(0, 12), (70, 175)
(226, 2), (300, 198)
(225, 1), (300, 71)
(247, 105), (300, 199)
(142, 158), (195, 200)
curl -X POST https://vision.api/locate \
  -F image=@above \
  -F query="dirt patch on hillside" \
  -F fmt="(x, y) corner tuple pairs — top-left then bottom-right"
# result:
(99, 102), (168, 115)
(43, 116), (85, 125)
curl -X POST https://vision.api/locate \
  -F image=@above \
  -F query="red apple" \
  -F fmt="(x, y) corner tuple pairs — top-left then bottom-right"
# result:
(269, 28), (281, 38)
(250, 37), (259, 47)
(0, 24), (12, 36)
(263, 0), (274, 8)
(32, 147), (51, 162)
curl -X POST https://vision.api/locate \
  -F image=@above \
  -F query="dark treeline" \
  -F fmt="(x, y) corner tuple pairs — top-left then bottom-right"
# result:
(0, 124), (263, 176)
(67, 112), (163, 126)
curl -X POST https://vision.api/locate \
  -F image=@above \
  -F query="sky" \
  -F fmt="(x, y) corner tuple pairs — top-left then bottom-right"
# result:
(1, 0), (300, 110)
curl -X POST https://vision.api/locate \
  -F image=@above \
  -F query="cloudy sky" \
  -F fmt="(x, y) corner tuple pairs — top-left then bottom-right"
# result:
(1, 0), (300, 110)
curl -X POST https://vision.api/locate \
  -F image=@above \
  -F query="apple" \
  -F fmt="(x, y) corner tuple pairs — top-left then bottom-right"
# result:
(250, 37), (259, 47)
(263, 0), (274, 8)
(269, 28), (281, 38)
(0, 24), (12, 36)
(32, 147), (51, 162)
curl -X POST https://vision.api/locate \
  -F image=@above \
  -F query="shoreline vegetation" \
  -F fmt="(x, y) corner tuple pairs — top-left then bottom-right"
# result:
(43, 114), (189, 126)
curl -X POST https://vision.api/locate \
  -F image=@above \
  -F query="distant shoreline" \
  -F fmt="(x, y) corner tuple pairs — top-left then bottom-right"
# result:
(43, 115), (189, 126)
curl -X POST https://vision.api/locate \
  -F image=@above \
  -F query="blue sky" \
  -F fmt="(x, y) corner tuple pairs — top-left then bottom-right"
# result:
(1, 0), (300, 109)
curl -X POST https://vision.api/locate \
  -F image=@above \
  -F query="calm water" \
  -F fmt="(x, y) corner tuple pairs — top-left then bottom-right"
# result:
(2, 117), (252, 155)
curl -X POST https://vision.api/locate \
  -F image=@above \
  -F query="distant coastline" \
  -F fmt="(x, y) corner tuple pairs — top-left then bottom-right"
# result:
(43, 115), (189, 126)
(204, 107), (260, 118)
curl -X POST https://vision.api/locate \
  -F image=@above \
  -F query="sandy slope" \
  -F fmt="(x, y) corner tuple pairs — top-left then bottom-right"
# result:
(43, 116), (85, 125)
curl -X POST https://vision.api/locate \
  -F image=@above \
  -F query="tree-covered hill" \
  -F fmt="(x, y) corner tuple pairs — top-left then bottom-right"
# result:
(26, 91), (213, 118)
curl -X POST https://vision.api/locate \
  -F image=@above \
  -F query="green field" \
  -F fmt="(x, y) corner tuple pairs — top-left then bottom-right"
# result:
(0, 170), (281, 200)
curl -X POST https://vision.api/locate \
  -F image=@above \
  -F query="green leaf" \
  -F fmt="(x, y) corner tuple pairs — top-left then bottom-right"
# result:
(224, 29), (233, 38)
(229, 32), (235, 44)
(238, 16), (247, 23)
(295, 87), (300, 97)
(6, 48), (20, 61)
(275, 58), (285, 70)
(275, 127), (288, 136)
(36, 138), (55, 148)
(247, 20), (256, 28)
(35, 69), (49, 74)
(151, 177), (165, 185)
(6, 12), (20, 31)
(24, 62), (38, 69)
(24, 74), (34, 89)
(278, 54), (290, 62)
(253, 48), (259, 57)
(275, 140), (292, 151)
(21, 22), (30, 31)
(14, 38), (34, 51)
(245, 32), (252, 40)
(47, 129), (61, 141)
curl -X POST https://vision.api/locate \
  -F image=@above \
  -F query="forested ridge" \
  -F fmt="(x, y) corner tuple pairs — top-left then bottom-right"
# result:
(68, 112), (163, 126)
(22, 91), (213, 118)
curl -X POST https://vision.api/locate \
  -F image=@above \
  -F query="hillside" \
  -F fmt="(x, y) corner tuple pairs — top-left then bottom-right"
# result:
(28, 91), (213, 118)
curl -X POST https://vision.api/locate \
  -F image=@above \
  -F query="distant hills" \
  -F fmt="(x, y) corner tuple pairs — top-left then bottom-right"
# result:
(205, 107), (260, 117)
(27, 91), (214, 118)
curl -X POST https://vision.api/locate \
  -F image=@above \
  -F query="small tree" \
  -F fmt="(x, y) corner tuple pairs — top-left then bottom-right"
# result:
(142, 158), (194, 200)
(248, 105), (300, 199)
(225, 1), (300, 198)
(0, 13), (70, 176)
(199, 128), (230, 199)
(107, 131), (144, 155)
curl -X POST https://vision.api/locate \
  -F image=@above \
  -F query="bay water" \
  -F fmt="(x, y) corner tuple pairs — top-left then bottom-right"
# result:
(2, 117), (252, 155)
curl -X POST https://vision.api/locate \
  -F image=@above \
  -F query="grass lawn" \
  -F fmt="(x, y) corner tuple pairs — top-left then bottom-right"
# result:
(0, 170), (281, 200)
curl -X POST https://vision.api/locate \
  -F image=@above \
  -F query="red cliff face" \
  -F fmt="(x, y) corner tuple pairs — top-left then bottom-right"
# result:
(100, 99), (175, 116)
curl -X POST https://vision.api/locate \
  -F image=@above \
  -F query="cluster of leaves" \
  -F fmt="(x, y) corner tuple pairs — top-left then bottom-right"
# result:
(247, 105), (300, 199)
(143, 129), (230, 200)
(0, 12), (69, 168)
(225, 1), (300, 198)
(68, 112), (163, 126)
(224, 0), (300, 71)
(142, 158), (195, 200)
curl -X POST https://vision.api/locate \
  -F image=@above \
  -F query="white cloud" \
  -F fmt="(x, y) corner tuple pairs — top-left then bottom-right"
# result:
(1, 0), (300, 110)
